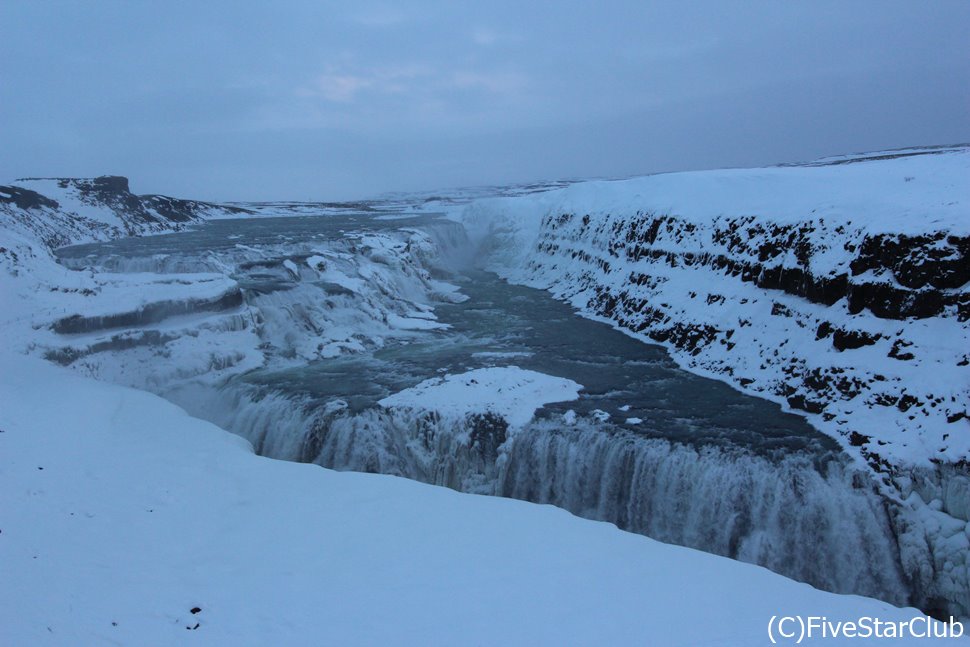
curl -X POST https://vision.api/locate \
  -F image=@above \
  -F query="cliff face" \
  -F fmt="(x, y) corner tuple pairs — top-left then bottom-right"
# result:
(534, 210), (970, 473)
(463, 147), (970, 474)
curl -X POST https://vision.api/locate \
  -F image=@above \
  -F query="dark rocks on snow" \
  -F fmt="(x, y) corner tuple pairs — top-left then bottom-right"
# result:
(832, 328), (881, 351)
(0, 185), (59, 211)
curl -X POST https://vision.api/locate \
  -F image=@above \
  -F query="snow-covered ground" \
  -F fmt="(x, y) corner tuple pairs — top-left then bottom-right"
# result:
(0, 351), (955, 646)
(379, 366), (583, 429)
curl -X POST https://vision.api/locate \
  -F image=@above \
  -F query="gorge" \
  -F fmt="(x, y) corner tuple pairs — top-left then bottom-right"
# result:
(3, 146), (968, 621)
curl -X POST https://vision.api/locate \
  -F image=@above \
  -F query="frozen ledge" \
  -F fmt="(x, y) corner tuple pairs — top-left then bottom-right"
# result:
(378, 366), (582, 429)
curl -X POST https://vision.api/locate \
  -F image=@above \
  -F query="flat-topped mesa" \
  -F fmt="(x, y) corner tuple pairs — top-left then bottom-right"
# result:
(90, 175), (130, 193)
(15, 174), (127, 185)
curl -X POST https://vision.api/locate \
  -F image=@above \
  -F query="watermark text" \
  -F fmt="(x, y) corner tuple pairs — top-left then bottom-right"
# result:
(768, 615), (964, 642)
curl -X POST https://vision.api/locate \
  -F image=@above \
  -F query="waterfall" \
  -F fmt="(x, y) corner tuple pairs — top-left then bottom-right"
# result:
(169, 383), (911, 607)
(500, 419), (908, 604)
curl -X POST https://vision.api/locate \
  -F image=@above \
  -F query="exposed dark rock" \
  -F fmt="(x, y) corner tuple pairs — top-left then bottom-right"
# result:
(786, 394), (826, 415)
(850, 232), (970, 290)
(0, 185), (59, 210)
(771, 302), (792, 317)
(91, 175), (130, 193)
(832, 329), (880, 351)
(888, 339), (916, 361)
(897, 395), (921, 413)
(52, 289), (243, 334)
(44, 330), (178, 366)
(849, 431), (871, 447)
(10, 175), (253, 239)
(468, 413), (509, 463)
(816, 322), (834, 339)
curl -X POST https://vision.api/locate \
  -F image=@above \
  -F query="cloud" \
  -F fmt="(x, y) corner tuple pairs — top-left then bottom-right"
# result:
(300, 73), (372, 103)
(348, 5), (408, 28)
(3, 1), (967, 200)
(471, 27), (499, 46)
(297, 64), (432, 103)
(295, 62), (527, 109)
(451, 71), (526, 94)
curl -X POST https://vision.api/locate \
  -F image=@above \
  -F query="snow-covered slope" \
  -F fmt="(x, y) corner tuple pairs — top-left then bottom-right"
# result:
(0, 182), (260, 390)
(0, 177), (467, 392)
(0, 351), (953, 646)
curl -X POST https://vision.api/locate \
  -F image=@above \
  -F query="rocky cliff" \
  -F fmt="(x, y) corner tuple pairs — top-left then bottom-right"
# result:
(460, 146), (970, 615)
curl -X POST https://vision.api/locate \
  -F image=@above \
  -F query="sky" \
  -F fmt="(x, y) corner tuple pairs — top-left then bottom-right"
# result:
(2, 1), (968, 201)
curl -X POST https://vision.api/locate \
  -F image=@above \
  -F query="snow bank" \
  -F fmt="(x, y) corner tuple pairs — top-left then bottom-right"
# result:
(0, 352), (944, 645)
(463, 147), (970, 239)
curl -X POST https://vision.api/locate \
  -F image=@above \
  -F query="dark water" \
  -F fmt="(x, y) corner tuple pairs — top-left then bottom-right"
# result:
(56, 213), (837, 456)
(56, 211), (440, 260)
(241, 267), (835, 456)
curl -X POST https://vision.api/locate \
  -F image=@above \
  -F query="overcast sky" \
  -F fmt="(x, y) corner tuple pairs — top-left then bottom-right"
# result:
(2, 1), (968, 201)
